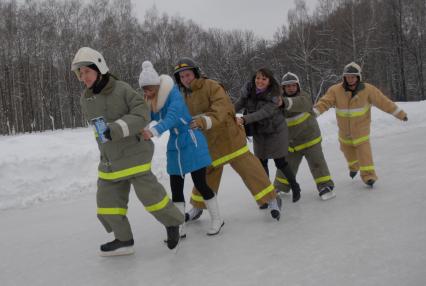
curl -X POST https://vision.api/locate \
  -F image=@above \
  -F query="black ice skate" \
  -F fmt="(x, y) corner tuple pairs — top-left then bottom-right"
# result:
(185, 207), (203, 222)
(319, 186), (336, 201)
(350, 171), (358, 179)
(99, 238), (134, 257)
(366, 179), (375, 187)
(165, 226), (180, 250)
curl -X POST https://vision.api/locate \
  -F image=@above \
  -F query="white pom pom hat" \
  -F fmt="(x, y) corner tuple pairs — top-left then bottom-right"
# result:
(139, 61), (160, 87)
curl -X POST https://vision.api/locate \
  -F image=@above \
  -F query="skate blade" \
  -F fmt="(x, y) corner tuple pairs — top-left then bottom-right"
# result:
(206, 221), (225, 236)
(163, 234), (186, 244)
(99, 246), (135, 257)
(320, 191), (336, 201)
(173, 237), (181, 254)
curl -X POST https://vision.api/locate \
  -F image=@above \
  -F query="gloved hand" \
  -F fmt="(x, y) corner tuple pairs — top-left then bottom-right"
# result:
(103, 127), (112, 140)
(402, 116), (408, 122)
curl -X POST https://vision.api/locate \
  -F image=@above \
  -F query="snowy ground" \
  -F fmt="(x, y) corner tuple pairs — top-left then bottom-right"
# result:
(1, 101), (425, 286)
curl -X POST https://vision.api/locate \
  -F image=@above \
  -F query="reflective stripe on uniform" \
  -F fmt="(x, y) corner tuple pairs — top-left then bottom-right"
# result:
(98, 162), (152, 180)
(315, 175), (332, 184)
(336, 105), (370, 118)
(360, 165), (375, 171)
(339, 135), (369, 146)
(348, 160), (358, 166)
(286, 112), (311, 127)
(115, 119), (130, 137)
(254, 184), (275, 201)
(191, 194), (204, 202)
(97, 208), (127, 215)
(145, 195), (170, 212)
(288, 136), (322, 152)
(211, 145), (250, 167)
(276, 177), (289, 185)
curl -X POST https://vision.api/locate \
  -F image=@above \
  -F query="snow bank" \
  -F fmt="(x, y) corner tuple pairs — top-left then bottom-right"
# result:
(1, 101), (424, 210)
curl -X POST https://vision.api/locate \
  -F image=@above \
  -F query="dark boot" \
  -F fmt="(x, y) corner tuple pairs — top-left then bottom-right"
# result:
(165, 226), (180, 250)
(185, 207), (203, 222)
(99, 238), (134, 256)
(259, 203), (268, 209)
(366, 179), (375, 187)
(281, 165), (301, 203)
(350, 171), (358, 179)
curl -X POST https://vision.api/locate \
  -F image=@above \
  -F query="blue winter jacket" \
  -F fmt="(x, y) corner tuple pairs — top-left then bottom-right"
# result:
(150, 75), (211, 176)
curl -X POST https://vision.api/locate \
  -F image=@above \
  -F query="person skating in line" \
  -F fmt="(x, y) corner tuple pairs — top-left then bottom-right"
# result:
(314, 62), (408, 187)
(173, 58), (282, 221)
(139, 61), (224, 235)
(234, 68), (301, 204)
(71, 47), (184, 256)
(274, 72), (335, 201)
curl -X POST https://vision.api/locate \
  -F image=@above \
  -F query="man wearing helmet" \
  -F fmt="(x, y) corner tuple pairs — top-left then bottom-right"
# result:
(71, 47), (184, 256)
(173, 57), (282, 221)
(314, 62), (408, 187)
(274, 72), (336, 200)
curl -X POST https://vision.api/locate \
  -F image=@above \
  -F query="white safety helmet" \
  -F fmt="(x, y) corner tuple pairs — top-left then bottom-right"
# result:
(342, 62), (362, 81)
(281, 72), (300, 86)
(71, 47), (109, 80)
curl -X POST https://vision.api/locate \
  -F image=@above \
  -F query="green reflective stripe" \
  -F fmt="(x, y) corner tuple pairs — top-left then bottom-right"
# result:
(336, 105), (370, 118)
(97, 208), (127, 215)
(287, 112), (311, 127)
(276, 177), (289, 185)
(145, 195), (170, 212)
(360, 165), (375, 171)
(348, 160), (358, 166)
(212, 145), (249, 167)
(191, 194), (204, 202)
(315, 176), (332, 184)
(288, 136), (322, 152)
(339, 135), (369, 146)
(254, 184), (275, 201)
(99, 162), (152, 180)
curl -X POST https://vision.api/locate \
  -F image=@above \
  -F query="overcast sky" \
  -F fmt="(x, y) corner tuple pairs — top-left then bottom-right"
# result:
(132, 0), (318, 40)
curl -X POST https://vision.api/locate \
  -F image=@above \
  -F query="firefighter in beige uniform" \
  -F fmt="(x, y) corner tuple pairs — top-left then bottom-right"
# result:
(274, 72), (336, 200)
(313, 62), (408, 186)
(71, 47), (183, 256)
(173, 58), (282, 221)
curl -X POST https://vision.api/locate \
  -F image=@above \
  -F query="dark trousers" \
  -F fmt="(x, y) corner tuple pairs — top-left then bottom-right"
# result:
(170, 167), (215, 203)
(259, 157), (288, 177)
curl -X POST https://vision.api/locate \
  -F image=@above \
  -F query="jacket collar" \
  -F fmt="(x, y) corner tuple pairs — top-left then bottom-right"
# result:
(155, 75), (174, 111)
(85, 76), (116, 97)
(190, 78), (206, 91)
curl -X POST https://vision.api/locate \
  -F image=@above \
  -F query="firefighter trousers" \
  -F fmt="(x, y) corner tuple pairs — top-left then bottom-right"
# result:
(96, 171), (184, 241)
(274, 142), (334, 193)
(189, 151), (276, 209)
(339, 140), (377, 183)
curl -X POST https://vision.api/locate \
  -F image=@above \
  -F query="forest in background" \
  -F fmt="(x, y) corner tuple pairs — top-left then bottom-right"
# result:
(0, 0), (424, 135)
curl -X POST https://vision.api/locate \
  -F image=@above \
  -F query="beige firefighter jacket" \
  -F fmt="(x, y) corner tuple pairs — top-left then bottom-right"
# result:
(314, 82), (407, 146)
(182, 78), (247, 167)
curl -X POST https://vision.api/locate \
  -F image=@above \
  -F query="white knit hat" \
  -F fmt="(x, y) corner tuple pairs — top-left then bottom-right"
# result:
(139, 61), (160, 87)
